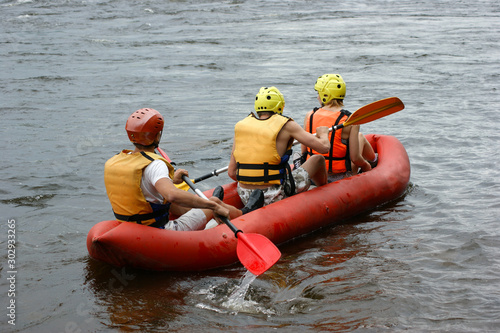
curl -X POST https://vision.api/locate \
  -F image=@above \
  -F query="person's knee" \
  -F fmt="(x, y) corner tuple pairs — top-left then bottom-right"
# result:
(351, 154), (366, 166)
(309, 155), (325, 165)
(314, 155), (326, 172)
(301, 155), (326, 177)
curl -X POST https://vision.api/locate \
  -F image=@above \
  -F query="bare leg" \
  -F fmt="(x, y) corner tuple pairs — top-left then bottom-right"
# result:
(301, 155), (327, 186)
(359, 132), (376, 161)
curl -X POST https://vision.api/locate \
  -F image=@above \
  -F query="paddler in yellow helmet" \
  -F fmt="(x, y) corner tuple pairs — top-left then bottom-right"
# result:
(104, 108), (263, 230)
(228, 86), (331, 206)
(302, 74), (377, 183)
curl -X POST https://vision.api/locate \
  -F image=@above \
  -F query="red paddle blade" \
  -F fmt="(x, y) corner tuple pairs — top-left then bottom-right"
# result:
(344, 97), (404, 126)
(236, 233), (281, 276)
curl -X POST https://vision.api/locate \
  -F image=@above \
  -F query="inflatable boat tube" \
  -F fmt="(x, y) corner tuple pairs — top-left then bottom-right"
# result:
(87, 134), (410, 272)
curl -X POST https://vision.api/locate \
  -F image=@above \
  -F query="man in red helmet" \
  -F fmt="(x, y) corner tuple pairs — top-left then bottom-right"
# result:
(104, 108), (263, 230)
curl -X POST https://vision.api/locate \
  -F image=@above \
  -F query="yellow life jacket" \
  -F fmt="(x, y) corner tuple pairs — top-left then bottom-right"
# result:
(104, 150), (175, 227)
(233, 113), (293, 185)
(305, 108), (352, 173)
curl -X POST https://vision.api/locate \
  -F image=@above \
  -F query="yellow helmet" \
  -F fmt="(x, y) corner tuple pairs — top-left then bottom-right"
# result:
(314, 74), (346, 104)
(254, 86), (285, 115)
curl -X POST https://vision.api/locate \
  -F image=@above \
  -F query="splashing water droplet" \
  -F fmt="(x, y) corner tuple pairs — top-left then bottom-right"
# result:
(222, 271), (258, 312)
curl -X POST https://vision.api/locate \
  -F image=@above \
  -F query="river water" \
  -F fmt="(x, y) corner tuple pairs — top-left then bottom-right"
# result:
(1, 0), (499, 332)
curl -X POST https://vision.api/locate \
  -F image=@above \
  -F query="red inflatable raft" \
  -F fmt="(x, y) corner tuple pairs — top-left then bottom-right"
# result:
(87, 134), (410, 272)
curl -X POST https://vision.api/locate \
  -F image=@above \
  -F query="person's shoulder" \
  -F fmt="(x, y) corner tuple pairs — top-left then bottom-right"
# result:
(272, 114), (293, 124)
(304, 109), (315, 118)
(144, 159), (171, 181)
(276, 113), (292, 119)
(340, 108), (352, 116)
(105, 149), (130, 164)
(235, 113), (255, 124)
(282, 118), (302, 131)
(149, 158), (166, 165)
(144, 159), (167, 172)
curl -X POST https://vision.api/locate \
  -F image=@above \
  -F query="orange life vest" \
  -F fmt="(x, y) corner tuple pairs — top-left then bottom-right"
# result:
(305, 108), (352, 173)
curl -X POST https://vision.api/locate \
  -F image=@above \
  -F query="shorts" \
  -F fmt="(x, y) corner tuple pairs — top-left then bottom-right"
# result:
(163, 208), (207, 231)
(237, 167), (311, 206)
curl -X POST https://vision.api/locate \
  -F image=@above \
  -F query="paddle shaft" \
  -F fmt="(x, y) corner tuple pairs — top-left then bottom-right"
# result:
(158, 146), (227, 186)
(157, 148), (280, 275)
(180, 174), (281, 275)
(157, 147), (171, 163)
(156, 148), (239, 234)
(193, 166), (229, 183)
(181, 175), (241, 235)
(157, 147), (196, 191)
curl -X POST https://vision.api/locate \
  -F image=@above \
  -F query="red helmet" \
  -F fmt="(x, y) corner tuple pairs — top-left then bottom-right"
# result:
(125, 108), (164, 146)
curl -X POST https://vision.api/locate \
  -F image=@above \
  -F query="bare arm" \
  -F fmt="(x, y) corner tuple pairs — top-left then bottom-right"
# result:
(348, 125), (371, 172)
(228, 142), (237, 181)
(172, 168), (188, 185)
(154, 178), (230, 217)
(301, 110), (314, 154)
(282, 120), (330, 154)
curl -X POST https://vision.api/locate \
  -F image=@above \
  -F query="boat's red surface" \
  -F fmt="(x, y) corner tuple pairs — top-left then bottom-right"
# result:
(87, 134), (410, 271)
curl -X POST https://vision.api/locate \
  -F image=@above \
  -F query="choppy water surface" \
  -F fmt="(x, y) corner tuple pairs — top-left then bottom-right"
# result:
(1, 0), (499, 331)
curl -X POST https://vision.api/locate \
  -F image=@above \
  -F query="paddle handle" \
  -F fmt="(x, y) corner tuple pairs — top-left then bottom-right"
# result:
(333, 123), (344, 131)
(193, 166), (229, 183)
(181, 175), (242, 236)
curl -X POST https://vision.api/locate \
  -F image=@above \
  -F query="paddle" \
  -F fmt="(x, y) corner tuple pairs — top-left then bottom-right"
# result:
(332, 96), (404, 130)
(193, 166), (228, 183)
(156, 146), (281, 274)
(156, 147), (226, 191)
(292, 96), (404, 145)
(181, 175), (281, 276)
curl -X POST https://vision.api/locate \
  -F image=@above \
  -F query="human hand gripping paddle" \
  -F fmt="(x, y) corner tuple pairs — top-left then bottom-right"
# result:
(154, 148), (192, 191)
(156, 147), (281, 276)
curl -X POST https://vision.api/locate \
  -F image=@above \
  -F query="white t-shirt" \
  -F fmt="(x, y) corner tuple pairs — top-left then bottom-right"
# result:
(127, 155), (207, 231)
(141, 160), (172, 204)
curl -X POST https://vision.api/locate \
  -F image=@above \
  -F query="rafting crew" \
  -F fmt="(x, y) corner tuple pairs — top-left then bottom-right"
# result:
(227, 86), (331, 206)
(302, 74), (377, 182)
(104, 78), (381, 226)
(104, 108), (264, 230)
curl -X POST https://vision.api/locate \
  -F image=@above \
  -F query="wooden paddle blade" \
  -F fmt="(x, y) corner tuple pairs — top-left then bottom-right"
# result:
(344, 97), (404, 127)
(236, 233), (281, 276)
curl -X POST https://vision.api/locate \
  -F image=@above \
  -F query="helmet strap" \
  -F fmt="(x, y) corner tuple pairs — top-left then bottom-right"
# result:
(153, 132), (162, 148)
